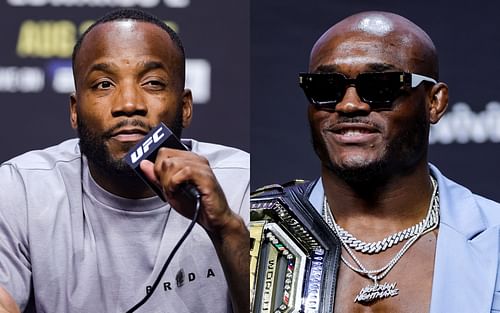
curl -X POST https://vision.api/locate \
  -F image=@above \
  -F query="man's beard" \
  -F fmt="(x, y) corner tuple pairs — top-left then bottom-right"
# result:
(310, 112), (429, 187)
(77, 111), (184, 177)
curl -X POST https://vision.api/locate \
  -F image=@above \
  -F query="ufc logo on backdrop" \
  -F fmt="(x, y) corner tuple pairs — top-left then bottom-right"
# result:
(130, 128), (165, 164)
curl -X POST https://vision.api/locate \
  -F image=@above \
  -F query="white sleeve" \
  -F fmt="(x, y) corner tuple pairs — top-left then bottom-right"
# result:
(0, 163), (32, 311)
(216, 165), (250, 226)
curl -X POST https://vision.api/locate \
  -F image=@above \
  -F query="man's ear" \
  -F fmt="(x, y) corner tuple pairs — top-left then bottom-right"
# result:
(70, 92), (78, 129)
(181, 89), (193, 128)
(428, 82), (449, 124)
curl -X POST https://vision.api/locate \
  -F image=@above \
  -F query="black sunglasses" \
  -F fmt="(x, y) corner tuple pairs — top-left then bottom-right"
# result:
(298, 71), (437, 110)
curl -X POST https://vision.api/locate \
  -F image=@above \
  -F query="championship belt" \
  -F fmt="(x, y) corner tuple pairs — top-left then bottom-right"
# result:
(250, 180), (341, 313)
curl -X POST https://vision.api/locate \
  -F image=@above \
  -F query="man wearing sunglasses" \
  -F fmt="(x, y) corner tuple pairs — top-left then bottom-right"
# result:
(252, 11), (500, 313)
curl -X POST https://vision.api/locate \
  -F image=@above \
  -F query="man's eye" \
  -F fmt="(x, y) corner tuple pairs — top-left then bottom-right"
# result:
(145, 80), (166, 89)
(93, 81), (113, 90)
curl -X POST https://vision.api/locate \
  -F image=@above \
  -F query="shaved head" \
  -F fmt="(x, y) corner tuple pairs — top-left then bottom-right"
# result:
(310, 11), (439, 79)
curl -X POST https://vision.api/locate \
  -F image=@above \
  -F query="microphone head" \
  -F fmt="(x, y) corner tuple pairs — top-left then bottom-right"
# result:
(125, 122), (187, 201)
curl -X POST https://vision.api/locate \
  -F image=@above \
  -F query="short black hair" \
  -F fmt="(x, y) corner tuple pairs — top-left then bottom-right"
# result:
(72, 8), (185, 76)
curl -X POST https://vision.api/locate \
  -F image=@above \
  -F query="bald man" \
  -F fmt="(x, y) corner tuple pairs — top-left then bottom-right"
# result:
(251, 11), (500, 313)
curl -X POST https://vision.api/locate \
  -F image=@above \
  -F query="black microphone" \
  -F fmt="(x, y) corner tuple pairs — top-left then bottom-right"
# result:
(125, 122), (200, 201)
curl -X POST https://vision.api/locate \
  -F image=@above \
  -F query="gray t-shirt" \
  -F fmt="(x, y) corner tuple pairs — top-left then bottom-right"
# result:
(0, 139), (249, 313)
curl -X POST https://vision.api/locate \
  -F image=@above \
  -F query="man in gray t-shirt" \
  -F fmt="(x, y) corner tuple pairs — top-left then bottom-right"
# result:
(0, 8), (249, 313)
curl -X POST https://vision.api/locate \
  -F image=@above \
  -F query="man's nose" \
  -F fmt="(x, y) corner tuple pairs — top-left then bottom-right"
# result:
(334, 86), (371, 114)
(111, 83), (148, 117)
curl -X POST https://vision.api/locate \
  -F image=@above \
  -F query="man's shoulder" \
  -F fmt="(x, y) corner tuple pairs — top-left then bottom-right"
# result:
(2, 138), (81, 171)
(469, 193), (500, 222)
(187, 139), (249, 170)
(433, 165), (500, 229)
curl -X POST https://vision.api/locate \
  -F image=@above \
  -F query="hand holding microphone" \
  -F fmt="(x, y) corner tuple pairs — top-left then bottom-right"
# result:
(125, 123), (199, 201)
(124, 123), (233, 233)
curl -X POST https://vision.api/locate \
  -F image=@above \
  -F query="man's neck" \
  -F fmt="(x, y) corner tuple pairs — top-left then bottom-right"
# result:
(321, 162), (434, 242)
(87, 161), (155, 199)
